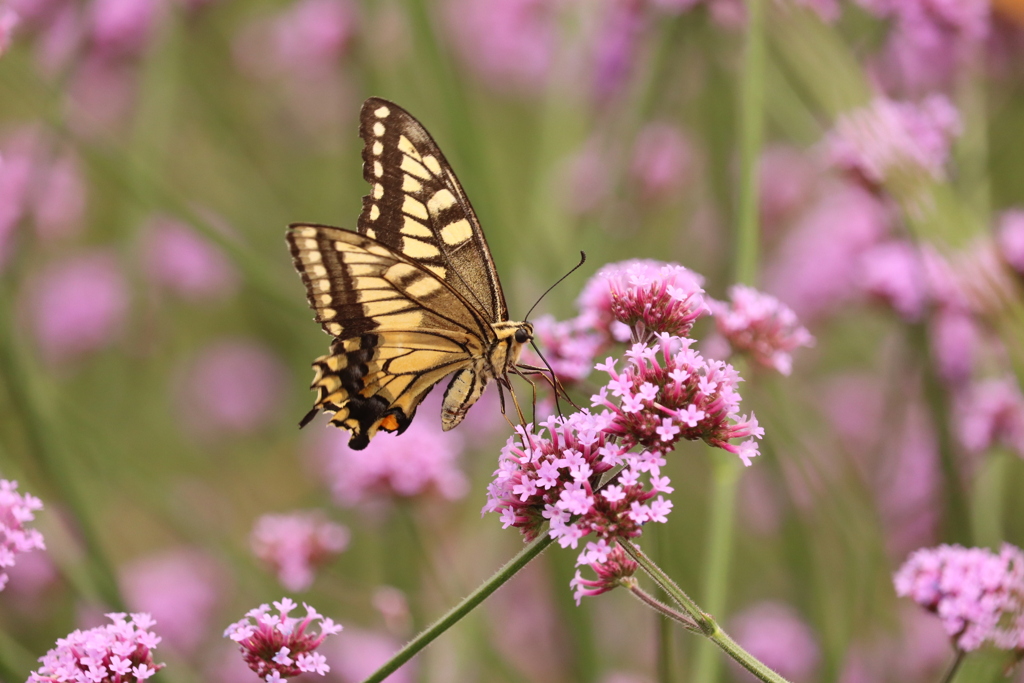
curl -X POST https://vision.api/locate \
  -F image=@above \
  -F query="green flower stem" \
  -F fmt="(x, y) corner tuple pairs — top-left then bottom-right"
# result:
(940, 649), (966, 683)
(734, 0), (766, 287)
(624, 579), (700, 633)
(360, 533), (553, 683)
(622, 540), (791, 683)
(0, 289), (125, 611)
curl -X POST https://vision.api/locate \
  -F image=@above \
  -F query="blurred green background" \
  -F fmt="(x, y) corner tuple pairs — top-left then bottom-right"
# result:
(3, 0), (1024, 681)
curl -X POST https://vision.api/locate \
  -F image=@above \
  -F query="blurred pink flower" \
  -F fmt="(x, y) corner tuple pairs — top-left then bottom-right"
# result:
(878, 404), (940, 557)
(142, 215), (239, 301)
(327, 628), (412, 683)
(758, 144), (820, 229)
(0, 4), (19, 54)
(858, 240), (929, 321)
(730, 602), (820, 682)
(445, 0), (557, 92)
(629, 123), (695, 200)
(929, 306), (979, 383)
(28, 612), (165, 682)
(764, 183), (890, 320)
(0, 479), (45, 592)
(31, 152), (87, 241)
(1, 548), (57, 602)
(24, 249), (130, 362)
(858, 0), (990, 94)
(895, 543), (1024, 652)
(560, 140), (611, 216)
(121, 548), (225, 657)
(315, 394), (469, 507)
(955, 377), (1024, 457)
(176, 338), (290, 436)
(274, 0), (354, 75)
(224, 598), (341, 680)
(708, 284), (814, 375)
(67, 54), (138, 137)
(997, 209), (1024, 274)
(251, 511), (349, 591)
(87, 0), (161, 58)
(824, 94), (961, 186)
(591, 0), (645, 100)
(523, 314), (604, 384)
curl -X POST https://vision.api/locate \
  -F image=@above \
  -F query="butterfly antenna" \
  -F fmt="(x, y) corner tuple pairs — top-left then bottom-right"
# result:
(524, 251), (587, 322)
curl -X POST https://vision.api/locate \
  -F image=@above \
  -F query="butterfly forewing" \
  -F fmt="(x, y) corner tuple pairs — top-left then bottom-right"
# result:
(357, 98), (508, 324)
(287, 224), (490, 449)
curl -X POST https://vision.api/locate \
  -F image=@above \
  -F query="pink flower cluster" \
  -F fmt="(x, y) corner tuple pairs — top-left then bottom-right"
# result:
(28, 612), (164, 683)
(824, 95), (961, 186)
(854, 0), (989, 93)
(570, 544), (639, 604)
(578, 259), (708, 343)
(0, 478), (44, 592)
(955, 378), (1024, 457)
(594, 336), (763, 462)
(708, 285), (815, 375)
(250, 511), (350, 591)
(224, 598), (342, 682)
(894, 544), (1024, 652)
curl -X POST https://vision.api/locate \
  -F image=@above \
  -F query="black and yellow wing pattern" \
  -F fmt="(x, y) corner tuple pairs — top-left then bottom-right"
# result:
(287, 98), (533, 450)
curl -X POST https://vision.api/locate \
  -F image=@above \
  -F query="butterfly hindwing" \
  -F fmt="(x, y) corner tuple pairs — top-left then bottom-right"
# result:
(287, 223), (492, 449)
(357, 98), (508, 324)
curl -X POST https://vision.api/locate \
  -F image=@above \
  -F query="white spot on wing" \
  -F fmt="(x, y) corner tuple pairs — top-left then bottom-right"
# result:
(422, 155), (442, 176)
(402, 175), (422, 193)
(373, 161), (383, 177)
(428, 189), (457, 214)
(373, 122), (385, 137)
(373, 183), (383, 200)
(402, 195), (428, 220)
(374, 105), (390, 118)
(369, 204), (380, 220)
(402, 237), (441, 258)
(372, 141), (383, 156)
(440, 218), (473, 245)
(398, 136), (421, 160)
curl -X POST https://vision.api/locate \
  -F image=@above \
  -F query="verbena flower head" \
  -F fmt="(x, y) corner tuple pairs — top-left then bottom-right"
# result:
(0, 478), (44, 592)
(730, 602), (821, 681)
(629, 123), (695, 200)
(176, 338), (289, 437)
(570, 545), (638, 605)
(708, 284), (814, 375)
(121, 549), (224, 657)
(764, 183), (890, 321)
(593, 335), (763, 462)
(997, 209), (1024, 275)
(0, 5), (18, 55)
(224, 598), (342, 681)
(251, 511), (350, 591)
(142, 215), (239, 302)
(577, 259), (708, 343)
(858, 240), (929, 322)
(25, 250), (129, 362)
(28, 612), (165, 682)
(318, 394), (469, 507)
(824, 94), (961, 188)
(955, 377), (1024, 457)
(894, 543), (1024, 652)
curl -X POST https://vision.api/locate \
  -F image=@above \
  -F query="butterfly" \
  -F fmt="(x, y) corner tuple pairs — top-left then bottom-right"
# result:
(286, 97), (534, 450)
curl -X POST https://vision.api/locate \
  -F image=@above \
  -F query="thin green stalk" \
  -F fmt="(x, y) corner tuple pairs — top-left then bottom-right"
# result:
(734, 0), (766, 288)
(623, 540), (791, 683)
(939, 649), (965, 683)
(690, 0), (766, 676)
(359, 533), (553, 683)
(0, 289), (124, 611)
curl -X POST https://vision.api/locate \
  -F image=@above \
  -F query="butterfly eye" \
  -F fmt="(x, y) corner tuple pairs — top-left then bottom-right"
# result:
(514, 328), (530, 344)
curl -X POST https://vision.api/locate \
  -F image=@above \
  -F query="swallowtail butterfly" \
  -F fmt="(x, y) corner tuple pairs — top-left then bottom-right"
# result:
(287, 98), (533, 450)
